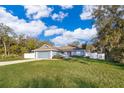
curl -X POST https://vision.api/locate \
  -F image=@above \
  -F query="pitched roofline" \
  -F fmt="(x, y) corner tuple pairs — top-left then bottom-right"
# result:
(33, 44), (83, 52)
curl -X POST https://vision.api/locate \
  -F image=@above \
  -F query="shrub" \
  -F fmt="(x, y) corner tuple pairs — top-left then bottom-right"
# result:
(109, 48), (124, 63)
(52, 54), (64, 59)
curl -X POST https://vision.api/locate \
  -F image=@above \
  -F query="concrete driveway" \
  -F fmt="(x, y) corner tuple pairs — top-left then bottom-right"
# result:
(0, 59), (41, 66)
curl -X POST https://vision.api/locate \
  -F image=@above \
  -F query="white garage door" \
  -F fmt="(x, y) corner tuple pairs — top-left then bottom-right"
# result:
(36, 51), (51, 59)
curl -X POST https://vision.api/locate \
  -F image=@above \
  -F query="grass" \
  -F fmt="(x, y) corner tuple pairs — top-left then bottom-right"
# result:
(0, 55), (24, 62)
(0, 57), (124, 88)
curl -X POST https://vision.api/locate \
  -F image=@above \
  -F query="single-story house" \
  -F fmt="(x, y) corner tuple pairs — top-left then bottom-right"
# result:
(24, 44), (85, 59)
(58, 46), (85, 56)
(32, 44), (59, 59)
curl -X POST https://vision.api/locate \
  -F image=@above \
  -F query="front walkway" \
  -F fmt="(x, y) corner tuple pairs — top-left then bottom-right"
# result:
(0, 59), (42, 66)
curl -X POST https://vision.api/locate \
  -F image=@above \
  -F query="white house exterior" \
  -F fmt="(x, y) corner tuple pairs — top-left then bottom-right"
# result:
(24, 44), (105, 60)
(24, 44), (84, 59)
(58, 46), (85, 57)
(24, 53), (35, 59)
(32, 44), (58, 59)
(84, 52), (105, 60)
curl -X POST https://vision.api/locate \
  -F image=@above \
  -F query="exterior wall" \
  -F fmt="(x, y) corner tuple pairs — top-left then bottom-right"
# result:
(24, 53), (35, 59)
(35, 52), (38, 59)
(62, 50), (84, 56)
(63, 52), (71, 56)
(84, 51), (91, 57)
(84, 52), (105, 60)
(63, 52), (68, 55)
(97, 53), (105, 60)
(51, 51), (58, 57)
(25, 49), (105, 60)
(90, 52), (98, 59)
(71, 50), (84, 56)
(50, 51), (52, 59)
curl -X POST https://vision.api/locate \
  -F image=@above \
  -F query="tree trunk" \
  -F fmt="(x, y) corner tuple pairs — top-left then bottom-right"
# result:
(2, 41), (7, 56)
(105, 48), (113, 62)
(105, 48), (110, 61)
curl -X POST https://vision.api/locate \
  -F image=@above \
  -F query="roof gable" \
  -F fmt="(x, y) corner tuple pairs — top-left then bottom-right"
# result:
(33, 44), (58, 51)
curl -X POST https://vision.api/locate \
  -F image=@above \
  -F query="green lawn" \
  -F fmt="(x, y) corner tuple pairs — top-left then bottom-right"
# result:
(0, 56), (24, 62)
(0, 57), (124, 88)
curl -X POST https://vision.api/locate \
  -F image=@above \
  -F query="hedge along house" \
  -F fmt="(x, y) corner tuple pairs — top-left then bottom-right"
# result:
(24, 44), (85, 59)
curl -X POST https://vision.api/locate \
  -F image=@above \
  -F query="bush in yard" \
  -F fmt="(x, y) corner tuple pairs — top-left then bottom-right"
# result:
(109, 48), (124, 63)
(52, 54), (64, 59)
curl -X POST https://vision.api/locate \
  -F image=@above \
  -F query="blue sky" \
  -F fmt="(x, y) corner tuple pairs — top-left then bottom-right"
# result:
(0, 5), (97, 46)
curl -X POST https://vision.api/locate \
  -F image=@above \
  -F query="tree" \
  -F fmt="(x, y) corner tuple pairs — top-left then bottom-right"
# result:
(0, 23), (16, 56)
(92, 5), (124, 62)
(40, 40), (54, 46)
(82, 43), (87, 49)
(81, 41), (89, 49)
(26, 37), (41, 52)
(0, 23), (55, 57)
(86, 44), (96, 52)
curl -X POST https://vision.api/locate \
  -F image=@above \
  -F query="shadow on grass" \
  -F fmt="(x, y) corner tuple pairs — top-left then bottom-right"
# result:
(21, 78), (56, 88)
(63, 56), (124, 70)
(72, 78), (97, 88)
(71, 56), (124, 70)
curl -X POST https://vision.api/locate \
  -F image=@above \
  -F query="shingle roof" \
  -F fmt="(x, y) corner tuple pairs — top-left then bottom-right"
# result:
(58, 45), (83, 51)
(33, 44), (58, 51)
(33, 44), (83, 52)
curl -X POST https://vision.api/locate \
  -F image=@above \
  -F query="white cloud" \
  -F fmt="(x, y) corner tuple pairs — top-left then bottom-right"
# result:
(60, 5), (73, 9)
(0, 7), (47, 37)
(51, 26), (97, 46)
(44, 26), (66, 36)
(80, 5), (98, 20)
(0, 6), (97, 45)
(51, 11), (68, 21)
(24, 5), (53, 19)
(51, 34), (77, 46)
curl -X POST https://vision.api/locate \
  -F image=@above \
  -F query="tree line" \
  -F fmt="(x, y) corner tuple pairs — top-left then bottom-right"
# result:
(0, 5), (124, 63)
(92, 5), (124, 63)
(71, 6), (124, 63)
(0, 23), (53, 57)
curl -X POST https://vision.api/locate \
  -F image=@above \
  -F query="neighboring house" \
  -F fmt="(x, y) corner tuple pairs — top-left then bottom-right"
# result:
(24, 44), (85, 59)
